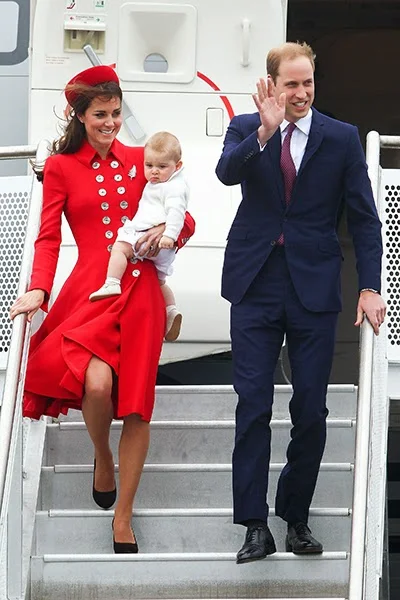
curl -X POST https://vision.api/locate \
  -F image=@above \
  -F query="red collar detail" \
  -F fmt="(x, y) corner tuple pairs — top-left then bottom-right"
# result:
(75, 138), (127, 168)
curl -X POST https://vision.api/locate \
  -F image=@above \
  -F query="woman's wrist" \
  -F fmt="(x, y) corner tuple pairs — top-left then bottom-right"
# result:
(29, 288), (46, 299)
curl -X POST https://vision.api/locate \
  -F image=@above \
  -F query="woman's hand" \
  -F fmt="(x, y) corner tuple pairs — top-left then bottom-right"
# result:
(9, 289), (45, 322)
(135, 224), (166, 258)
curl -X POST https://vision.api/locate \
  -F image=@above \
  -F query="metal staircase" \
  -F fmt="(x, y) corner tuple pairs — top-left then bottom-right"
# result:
(29, 384), (354, 600)
(0, 131), (393, 599)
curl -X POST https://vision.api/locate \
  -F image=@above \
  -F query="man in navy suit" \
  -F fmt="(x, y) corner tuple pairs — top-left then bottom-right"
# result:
(215, 41), (386, 564)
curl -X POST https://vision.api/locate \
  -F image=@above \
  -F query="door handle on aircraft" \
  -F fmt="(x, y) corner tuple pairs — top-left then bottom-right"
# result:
(83, 44), (146, 143)
(241, 18), (251, 67)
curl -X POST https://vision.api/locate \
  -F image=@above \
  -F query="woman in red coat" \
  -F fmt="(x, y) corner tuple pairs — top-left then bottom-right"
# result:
(10, 66), (195, 553)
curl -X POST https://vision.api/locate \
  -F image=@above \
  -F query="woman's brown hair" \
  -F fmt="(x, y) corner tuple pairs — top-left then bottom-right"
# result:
(33, 80), (122, 181)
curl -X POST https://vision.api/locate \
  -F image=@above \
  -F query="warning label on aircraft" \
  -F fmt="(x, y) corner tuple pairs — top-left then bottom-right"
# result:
(45, 56), (71, 66)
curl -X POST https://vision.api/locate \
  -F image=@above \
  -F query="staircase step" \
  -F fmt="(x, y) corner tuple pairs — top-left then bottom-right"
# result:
(44, 419), (355, 465)
(38, 463), (354, 510)
(58, 384), (357, 422)
(31, 383), (357, 600)
(34, 508), (351, 554)
(154, 385), (357, 420)
(30, 553), (349, 600)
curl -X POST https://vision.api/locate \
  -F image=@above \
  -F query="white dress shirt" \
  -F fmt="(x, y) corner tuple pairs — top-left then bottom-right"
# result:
(259, 109), (312, 173)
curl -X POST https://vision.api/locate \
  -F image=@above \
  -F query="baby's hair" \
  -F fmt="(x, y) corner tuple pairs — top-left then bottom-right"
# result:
(145, 131), (182, 163)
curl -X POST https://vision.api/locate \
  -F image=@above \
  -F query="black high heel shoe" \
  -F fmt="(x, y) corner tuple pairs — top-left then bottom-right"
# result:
(112, 518), (139, 554)
(92, 459), (117, 510)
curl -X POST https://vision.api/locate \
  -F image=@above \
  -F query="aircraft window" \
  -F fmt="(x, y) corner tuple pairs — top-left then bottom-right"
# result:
(143, 53), (168, 73)
(0, 2), (18, 52)
(0, 0), (29, 65)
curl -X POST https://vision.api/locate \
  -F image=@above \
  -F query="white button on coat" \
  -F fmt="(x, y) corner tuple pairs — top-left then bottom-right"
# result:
(117, 187), (126, 195)
(101, 202), (109, 210)
(114, 174), (123, 182)
(96, 175), (104, 182)
(132, 269), (140, 277)
(105, 231), (114, 239)
(120, 201), (128, 209)
(110, 160), (119, 168)
(98, 189), (107, 196)
(102, 216), (111, 224)
(92, 162), (100, 169)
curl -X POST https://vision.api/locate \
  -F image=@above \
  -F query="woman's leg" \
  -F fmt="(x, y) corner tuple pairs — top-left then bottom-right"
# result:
(82, 356), (115, 491)
(113, 413), (150, 543)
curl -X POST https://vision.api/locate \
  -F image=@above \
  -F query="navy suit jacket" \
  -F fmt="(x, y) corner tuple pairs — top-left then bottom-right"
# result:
(216, 108), (382, 312)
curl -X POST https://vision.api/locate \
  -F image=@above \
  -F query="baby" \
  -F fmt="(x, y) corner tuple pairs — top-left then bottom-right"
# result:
(90, 131), (189, 342)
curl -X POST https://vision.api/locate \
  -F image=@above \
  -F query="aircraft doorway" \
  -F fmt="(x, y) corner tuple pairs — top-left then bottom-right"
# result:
(287, 0), (400, 383)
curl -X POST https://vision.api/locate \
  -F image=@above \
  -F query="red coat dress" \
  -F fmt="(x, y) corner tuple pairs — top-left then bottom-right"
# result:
(23, 139), (195, 421)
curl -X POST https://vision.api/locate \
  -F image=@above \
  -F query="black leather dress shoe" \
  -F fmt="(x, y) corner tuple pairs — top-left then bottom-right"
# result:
(285, 522), (323, 554)
(236, 524), (276, 564)
(92, 459), (117, 510)
(112, 518), (138, 554)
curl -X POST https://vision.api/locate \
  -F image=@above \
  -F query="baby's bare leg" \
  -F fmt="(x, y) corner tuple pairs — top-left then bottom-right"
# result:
(160, 282), (182, 342)
(89, 242), (134, 302)
(107, 241), (133, 281)
(160, 282), (175, 307)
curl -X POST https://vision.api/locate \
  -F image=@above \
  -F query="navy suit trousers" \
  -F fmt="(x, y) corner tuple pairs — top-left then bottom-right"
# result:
(231, 247), (338, 526)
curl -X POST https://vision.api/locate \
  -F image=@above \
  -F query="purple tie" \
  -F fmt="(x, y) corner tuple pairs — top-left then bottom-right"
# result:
(277, 122), (296, 245)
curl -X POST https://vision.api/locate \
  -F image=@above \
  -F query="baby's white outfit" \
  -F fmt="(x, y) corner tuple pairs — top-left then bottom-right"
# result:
(116, 167), (189, 280)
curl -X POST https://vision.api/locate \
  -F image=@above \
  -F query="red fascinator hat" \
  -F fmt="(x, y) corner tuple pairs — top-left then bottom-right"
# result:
(65, 65), (120, 105)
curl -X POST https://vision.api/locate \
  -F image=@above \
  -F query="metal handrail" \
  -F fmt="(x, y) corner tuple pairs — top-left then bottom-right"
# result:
(364, 132), (391, 600)
(348, 131), (387, 600)
(0, 141), (50, 563)
(380, 135), (400, 149)
(348, 319), (375, 600)
(0, 145), (37, 160)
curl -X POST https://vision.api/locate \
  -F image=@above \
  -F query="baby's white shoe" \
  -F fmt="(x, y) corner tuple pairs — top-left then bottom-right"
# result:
(165, 305), (182, 342)
(89, 282), (121, 302)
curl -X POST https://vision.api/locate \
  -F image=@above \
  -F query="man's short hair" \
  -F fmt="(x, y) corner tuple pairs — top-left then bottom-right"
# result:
(145, 131), (182, 163)
(267, 41), (316, 83)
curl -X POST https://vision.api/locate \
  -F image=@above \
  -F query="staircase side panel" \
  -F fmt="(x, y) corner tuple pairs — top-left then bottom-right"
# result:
(0, 176), (31, 375)
(0, 533), (6, 599)
(381, 169), (400, 363)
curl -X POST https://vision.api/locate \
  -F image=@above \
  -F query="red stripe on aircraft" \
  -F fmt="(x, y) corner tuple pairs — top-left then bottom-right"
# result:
(197, 71), (235, 120)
